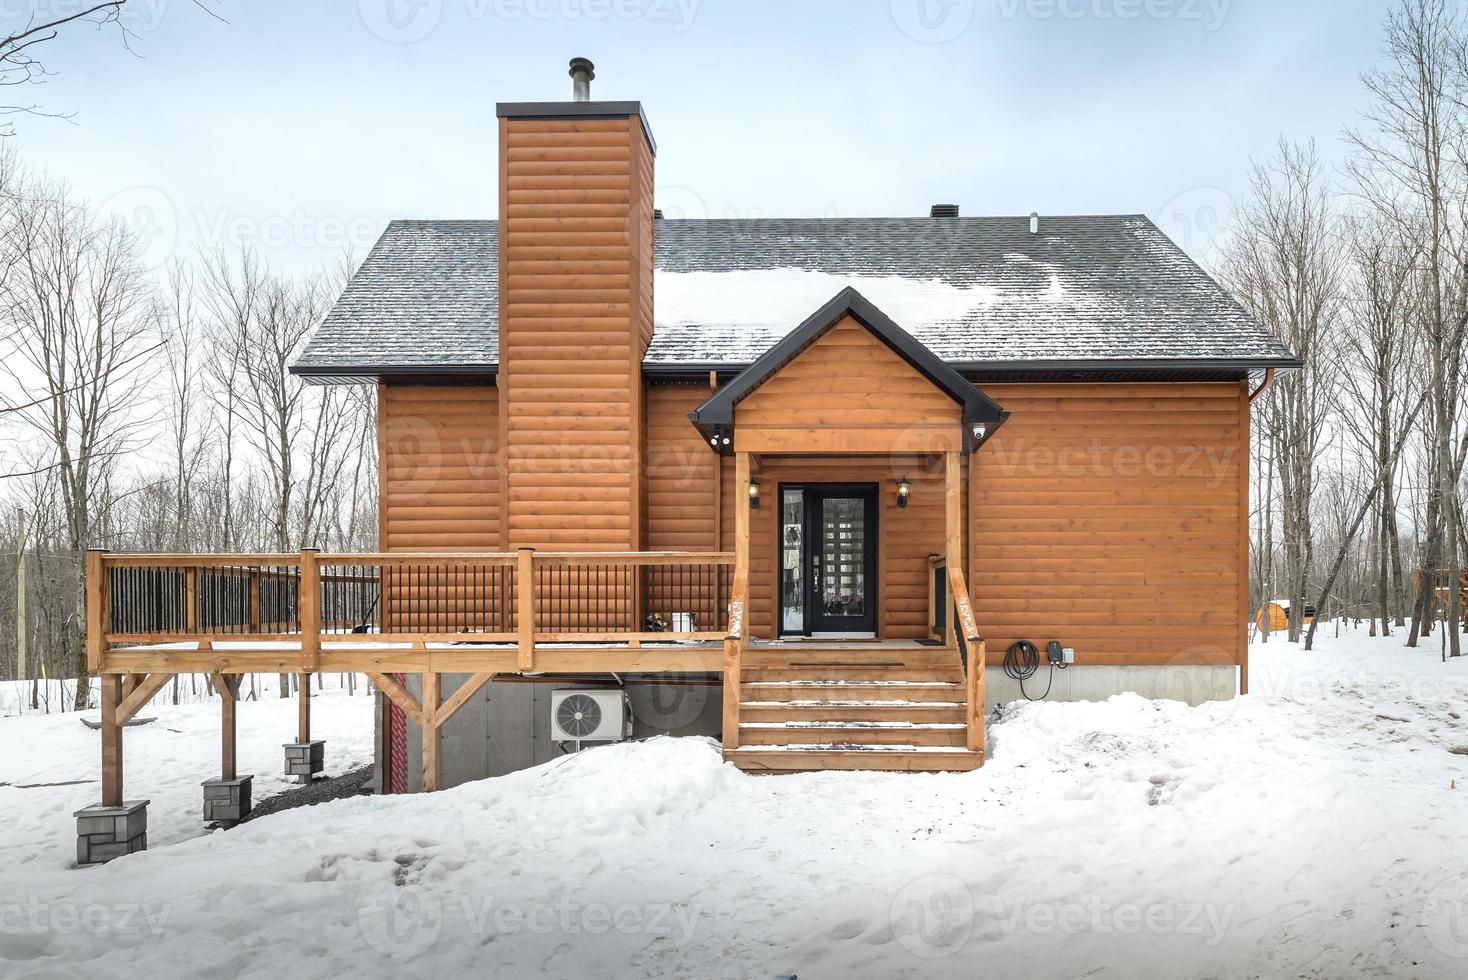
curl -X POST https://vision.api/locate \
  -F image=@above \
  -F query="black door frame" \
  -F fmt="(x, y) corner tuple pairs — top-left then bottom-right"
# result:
(777, 482), (879, 637)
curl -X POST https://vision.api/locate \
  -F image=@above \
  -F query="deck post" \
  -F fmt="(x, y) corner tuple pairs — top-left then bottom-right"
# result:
(220, 675), (238, 781)
(722, 638), (741, 750)
(967, 639), (985, 752)
(286, 549), (324, 785)
(297, 673), (311, 744)
(517, 547), (535, 672)
(204, 673), (251, 825)
(299, 547), (321, 671)
(422, 672), (441, 792)
(85, 549), (107, 673)
(100, 673), (123, 807)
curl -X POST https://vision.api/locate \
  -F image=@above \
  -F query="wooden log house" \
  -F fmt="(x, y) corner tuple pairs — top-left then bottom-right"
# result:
(77, 60), (1299, 855)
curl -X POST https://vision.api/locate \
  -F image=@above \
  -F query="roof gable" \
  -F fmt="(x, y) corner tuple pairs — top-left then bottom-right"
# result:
(689, 287), (1008, 455)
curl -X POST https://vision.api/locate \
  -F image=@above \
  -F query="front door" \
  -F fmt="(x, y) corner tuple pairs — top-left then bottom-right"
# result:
(779, 483), (878, 636)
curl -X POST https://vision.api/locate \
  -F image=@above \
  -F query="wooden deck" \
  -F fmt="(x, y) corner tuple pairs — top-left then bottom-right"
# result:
(84, 546), (986, 804)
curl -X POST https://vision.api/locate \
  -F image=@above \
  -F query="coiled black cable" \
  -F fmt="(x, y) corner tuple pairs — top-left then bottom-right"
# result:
(1002, 639), (1054, 700)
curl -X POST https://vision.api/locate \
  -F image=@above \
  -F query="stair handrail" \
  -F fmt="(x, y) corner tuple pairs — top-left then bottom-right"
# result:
(947, 565), (985, 755)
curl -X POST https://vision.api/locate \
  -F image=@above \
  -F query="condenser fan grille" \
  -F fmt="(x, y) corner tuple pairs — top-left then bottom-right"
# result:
(557, 694), (603, 738)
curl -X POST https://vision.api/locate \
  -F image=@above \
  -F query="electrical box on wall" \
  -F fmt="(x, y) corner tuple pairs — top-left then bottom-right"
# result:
(1047, 641), (1077, 666)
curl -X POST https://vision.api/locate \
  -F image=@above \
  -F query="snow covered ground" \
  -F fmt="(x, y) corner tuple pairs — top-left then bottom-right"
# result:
(2, 629), (1467, 978)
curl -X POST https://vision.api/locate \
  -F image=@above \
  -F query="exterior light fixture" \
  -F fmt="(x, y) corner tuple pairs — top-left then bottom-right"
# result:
(897, 476), (912, 509)
(748, 478), (761, 510)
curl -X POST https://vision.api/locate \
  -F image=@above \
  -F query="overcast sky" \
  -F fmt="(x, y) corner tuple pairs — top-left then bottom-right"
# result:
(11, 0), (1398, 276)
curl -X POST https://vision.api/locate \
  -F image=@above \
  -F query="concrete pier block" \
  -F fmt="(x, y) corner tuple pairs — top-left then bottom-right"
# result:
(202, 775), (253, 826)
(284, 740), (325, 782)
(74, 800), (149, 866)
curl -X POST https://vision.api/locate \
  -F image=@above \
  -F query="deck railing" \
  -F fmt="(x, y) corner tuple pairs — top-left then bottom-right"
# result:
(88, 549), (735, 673)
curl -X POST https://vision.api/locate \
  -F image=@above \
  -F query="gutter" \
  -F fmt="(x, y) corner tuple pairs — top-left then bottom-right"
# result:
(1247, 367), (1277, 403)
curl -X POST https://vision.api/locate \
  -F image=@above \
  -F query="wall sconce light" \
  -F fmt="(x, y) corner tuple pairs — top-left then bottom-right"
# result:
(748, 478), (761, 510)
(897, 475), (911, 509)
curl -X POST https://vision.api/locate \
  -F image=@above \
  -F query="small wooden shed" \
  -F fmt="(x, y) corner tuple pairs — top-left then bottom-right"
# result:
(1256, 599), (1314, 631)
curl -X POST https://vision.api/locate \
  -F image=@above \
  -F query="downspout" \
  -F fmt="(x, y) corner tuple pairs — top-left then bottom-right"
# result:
(1247, 368), (1276, 403)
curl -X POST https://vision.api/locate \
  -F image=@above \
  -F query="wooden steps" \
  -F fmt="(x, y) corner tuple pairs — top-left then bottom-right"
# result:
(725, 645), (983, 773)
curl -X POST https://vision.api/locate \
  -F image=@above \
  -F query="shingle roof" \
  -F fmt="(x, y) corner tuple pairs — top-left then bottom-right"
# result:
(293, 215), (1299, 378)
(292, 220), (498, 376)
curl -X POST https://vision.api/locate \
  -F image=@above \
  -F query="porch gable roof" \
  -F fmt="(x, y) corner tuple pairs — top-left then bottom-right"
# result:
(688, 287), (1009, 455)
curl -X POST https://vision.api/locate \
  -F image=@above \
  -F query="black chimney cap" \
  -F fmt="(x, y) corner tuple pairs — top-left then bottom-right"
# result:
(930, 204), (959, 218)
(568, 57), (595, 80)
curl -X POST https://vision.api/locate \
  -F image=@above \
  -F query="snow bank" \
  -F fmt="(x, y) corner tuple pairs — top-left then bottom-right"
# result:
(1, 629), (1466, 978)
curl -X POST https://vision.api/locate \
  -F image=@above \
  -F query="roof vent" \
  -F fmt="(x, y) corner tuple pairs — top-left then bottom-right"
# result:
(569, 57), (595, 102)
(930, 203), (959, 218)
(653, 209), (664, 220)
(1029, 212), (1039, 234)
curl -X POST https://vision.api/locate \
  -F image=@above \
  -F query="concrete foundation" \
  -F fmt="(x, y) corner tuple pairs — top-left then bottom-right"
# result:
(202, 775), (253, 825)
(284, 740), (325, 782)
(74, 800), (149, 866)
(983, 665), (1238, 708)
(390, 674), (722, 793)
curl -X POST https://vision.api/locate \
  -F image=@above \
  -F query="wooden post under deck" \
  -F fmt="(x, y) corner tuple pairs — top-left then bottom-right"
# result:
(216, 673), (238, 781)
(421, 672), (440, 792)
(297, 673), (311, 744)
(517, 547), (535, 672)
(100, 673), (123, 807)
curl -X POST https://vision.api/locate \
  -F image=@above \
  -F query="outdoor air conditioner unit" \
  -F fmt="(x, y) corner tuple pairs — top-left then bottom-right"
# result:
(550, 689), (632, 743)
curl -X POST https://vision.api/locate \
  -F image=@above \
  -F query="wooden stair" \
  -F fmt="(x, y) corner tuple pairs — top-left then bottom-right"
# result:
(723, 645), (984, 773)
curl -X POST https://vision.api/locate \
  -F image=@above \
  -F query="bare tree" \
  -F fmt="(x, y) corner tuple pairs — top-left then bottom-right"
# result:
(1349, 0), (1468, 655)
(1, 1), (225, 135)
(0, 177), (158, 707)
(1223, 139), (1347, 641)
(1338, 214), (1422, 633)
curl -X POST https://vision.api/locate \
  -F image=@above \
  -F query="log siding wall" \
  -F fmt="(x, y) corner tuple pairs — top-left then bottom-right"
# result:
(379, 383), (501, 551)
(969, 382), (1247, 668)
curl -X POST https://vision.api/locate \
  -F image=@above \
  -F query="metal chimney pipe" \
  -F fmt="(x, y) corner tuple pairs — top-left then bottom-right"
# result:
(569, 57), (595, 102)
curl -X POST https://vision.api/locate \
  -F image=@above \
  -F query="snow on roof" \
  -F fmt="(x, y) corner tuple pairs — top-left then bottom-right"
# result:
(293, 215), (1300, 378)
